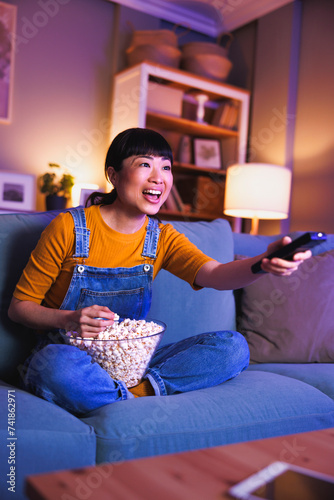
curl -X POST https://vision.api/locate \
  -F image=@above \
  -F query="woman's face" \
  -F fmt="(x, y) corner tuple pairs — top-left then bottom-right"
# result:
(108, 154), (173, 216)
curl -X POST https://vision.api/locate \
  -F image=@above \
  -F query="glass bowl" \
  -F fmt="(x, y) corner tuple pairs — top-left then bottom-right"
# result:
(61, 318), (166, 388)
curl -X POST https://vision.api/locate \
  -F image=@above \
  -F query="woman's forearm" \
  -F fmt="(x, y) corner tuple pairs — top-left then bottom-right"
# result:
(195, 238), (312, 291)
(8, 298), (116, 337)
(8, 298), (73, 331)
(195, 255), (265, 291)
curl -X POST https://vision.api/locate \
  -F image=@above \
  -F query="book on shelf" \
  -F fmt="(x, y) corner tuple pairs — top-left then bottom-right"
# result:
(163, 193), (177, 211)
(163, 185), (184, 212)
(212, 102), (229, 127)
(194, 176), (226, 216)
(171, 185), (184, 211)
(212, 101), (239, 130)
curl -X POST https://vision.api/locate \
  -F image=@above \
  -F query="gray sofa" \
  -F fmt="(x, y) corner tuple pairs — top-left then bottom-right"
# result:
(0, 210), (333, 500)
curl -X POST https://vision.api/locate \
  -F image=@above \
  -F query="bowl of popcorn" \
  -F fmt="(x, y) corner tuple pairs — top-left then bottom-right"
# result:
(62, 316), (166, 388)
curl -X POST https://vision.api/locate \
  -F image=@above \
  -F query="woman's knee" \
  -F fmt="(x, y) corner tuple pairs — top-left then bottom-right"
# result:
(207, 330), (246, 346)
(210, 330), (250, 369)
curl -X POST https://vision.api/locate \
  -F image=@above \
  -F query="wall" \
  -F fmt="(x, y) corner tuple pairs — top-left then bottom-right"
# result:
(228, 21), (257, 92)
(246, 0), (334, 234)
(291, 0), (334, 233)
(247, 2), (299, 234)
(0, 0), (116, 211)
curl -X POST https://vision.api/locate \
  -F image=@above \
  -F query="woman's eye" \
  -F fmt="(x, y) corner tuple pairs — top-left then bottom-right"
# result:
(163, 164), (171, 171)
(140, 162), (150, 168)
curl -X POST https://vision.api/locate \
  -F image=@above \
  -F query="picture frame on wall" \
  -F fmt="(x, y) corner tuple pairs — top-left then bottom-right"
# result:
(193, 138), (222, 170)
(79, 187), (99, 207)
(0, 2), (17, 124)
(0, 172), (36, 212)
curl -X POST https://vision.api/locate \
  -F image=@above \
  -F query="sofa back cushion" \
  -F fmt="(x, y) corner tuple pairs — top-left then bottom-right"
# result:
(149, 218), (236, 345)
(237, 247), (334, 363)
(233, 230), (334, 257)
(0, 210), (61, 385)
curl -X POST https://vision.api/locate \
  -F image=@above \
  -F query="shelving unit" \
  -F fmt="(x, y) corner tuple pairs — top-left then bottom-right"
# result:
(146, 112), (239, 139)
(110, 62), (250, 221)
(172, 162), (227, 177)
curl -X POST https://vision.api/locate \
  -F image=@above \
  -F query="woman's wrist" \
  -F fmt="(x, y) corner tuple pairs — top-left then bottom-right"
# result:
(57, 309), (77, 332)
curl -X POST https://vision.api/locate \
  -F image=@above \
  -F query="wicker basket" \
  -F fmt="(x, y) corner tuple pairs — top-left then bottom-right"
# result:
(131, 29), (178, 48)
(126, 43), (181, 68)
(182, 41), (229, 58)
(182, 53), (232, 82)
(181, 34), (233, 81)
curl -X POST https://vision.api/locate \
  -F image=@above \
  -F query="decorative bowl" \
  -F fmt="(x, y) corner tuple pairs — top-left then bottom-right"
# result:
(126, 43), (181, 69)
(131, 29), (178, 48)
(181, 54), (233, 82)
(182, 41), (229, 58)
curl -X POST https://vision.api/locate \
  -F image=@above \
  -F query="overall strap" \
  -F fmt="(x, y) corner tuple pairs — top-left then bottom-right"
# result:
(142, 217), (160, 260)
(69, 208), (91, 259)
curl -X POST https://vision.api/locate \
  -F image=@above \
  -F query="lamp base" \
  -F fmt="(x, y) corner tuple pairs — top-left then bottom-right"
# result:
(250, 216), (259, 235)
(231, 217), (242, 233)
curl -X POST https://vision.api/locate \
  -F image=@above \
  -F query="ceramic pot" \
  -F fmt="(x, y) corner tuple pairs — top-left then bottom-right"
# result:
(45, 194), (67, 211)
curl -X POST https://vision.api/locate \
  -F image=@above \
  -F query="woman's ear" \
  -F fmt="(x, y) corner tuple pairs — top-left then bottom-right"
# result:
(107, 166), (117, 185)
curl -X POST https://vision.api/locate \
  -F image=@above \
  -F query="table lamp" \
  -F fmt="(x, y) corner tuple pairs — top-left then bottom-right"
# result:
(224, 163), (292, 234)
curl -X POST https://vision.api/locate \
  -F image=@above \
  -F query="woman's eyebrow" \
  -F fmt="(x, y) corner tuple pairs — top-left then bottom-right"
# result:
(134, 155), (171, 162)
(130, 155), (152, 164)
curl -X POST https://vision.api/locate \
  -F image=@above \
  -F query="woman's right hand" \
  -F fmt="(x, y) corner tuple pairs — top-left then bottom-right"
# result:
(8, 298), (117, 338)
(65, 305), (117, 338)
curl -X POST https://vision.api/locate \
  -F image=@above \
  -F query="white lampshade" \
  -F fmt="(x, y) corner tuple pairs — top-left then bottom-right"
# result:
(224, 163), (292, 233)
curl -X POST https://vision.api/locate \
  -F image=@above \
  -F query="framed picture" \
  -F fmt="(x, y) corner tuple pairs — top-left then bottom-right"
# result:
(0, 172), (36, 211)
(193, 138), (222, 169)
(0, 2), (17, 123)
(79, 187), (98, 207)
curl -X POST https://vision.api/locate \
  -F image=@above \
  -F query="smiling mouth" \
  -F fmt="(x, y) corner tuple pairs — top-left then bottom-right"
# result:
(142, 189), (162, 202)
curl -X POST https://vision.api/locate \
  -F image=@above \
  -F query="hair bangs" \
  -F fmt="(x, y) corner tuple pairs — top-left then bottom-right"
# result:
(122, 128), (173, 164)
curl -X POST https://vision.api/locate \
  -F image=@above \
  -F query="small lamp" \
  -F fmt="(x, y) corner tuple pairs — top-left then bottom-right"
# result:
(224, 163), (292, 234)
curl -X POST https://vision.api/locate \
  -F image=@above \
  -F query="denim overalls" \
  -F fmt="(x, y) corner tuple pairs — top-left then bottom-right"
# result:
(60, 207), (159, 321)
(24, 208), (249, 416)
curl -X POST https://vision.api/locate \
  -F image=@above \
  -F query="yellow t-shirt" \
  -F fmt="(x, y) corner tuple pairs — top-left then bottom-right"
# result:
(14, 205), (214, 309)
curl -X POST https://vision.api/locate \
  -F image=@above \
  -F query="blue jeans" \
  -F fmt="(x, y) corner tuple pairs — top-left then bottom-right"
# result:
(23, 330), (249, 416)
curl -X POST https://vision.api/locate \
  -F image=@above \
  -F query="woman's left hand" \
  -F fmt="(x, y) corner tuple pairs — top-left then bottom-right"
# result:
(261, 236), (312, 276)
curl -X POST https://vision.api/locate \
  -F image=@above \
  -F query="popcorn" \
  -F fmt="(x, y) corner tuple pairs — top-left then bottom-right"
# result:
(65, 318), (165, 387)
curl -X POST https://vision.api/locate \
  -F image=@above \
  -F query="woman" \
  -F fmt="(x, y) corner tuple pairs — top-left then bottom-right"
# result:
(8, 128), (311, 415)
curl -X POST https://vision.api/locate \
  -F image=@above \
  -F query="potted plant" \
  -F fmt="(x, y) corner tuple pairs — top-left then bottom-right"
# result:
(40, 163), (75, 210)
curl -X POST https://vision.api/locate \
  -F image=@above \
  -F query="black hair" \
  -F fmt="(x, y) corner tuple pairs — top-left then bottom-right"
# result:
(87, 128), (173, 207)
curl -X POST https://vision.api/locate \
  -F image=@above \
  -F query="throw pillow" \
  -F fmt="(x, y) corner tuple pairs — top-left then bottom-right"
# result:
(237, 250), (334, 363)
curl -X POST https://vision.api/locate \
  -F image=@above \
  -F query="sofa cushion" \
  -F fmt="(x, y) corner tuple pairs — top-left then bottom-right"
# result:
(237, 250), (334, 363)
(233, 232), (278, 257)
(0, 382), (96, 500)
(150, 218), (236, 345)
(80, 370), (334, 464)
(247, 363), (334, 400)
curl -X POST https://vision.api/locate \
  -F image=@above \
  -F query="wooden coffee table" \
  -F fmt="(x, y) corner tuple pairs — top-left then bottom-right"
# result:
(26, 428), (334, 500)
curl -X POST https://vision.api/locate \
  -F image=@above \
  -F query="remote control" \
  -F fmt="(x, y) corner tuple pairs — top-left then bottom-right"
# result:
(251, 231), (327, 274)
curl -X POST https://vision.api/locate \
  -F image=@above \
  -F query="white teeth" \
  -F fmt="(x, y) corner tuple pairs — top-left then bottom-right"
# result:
(143, 189), (161, 195)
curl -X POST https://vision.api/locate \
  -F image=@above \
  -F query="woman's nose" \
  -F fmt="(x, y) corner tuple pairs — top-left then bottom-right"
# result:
(149, 166), (163, 183)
